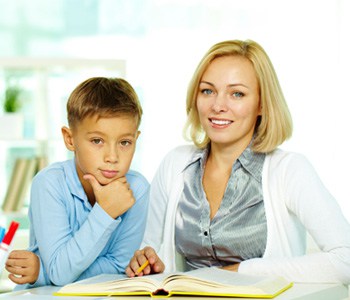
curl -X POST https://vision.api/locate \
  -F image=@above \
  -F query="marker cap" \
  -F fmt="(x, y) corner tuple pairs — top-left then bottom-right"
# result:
(2, 221), (20, 245)
(0, 227), (5, 242)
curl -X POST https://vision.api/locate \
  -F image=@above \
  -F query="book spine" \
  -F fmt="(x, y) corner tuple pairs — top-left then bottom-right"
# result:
(13, 157), (38, 211)
(1, 158), (27, 212)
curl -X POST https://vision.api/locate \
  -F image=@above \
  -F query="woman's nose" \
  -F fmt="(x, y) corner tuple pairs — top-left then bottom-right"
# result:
(212, 93), (228, 113)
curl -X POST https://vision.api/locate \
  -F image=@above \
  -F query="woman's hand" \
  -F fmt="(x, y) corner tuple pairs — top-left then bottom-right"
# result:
(125, 246), (165, 277)
(5, 250), (40, 284)
(221, 263), (240, 272)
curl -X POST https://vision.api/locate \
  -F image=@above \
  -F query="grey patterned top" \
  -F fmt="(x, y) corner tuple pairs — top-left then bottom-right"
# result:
(175, 146), (267, 270)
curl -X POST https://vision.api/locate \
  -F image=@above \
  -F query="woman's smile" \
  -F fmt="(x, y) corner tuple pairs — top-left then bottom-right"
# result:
(209, 118), (233, 128)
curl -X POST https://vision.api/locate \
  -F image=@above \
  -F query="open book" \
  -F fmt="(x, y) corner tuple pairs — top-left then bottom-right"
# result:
(55, 267), (293, 298)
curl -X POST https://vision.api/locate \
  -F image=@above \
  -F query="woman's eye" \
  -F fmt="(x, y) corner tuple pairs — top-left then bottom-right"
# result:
(91, 138), (103, 145)
(233, 91), (244, 98)
(201, 89), (213, 95)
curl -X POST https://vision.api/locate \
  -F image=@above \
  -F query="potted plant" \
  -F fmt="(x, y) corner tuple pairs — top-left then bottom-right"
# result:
(0, 85), (24, 139)
(4, 86), (21, 113)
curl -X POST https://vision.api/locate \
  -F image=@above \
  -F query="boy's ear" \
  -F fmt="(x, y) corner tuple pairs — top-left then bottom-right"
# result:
(136, 130), (141, 140)
(61, 126), (75, 151)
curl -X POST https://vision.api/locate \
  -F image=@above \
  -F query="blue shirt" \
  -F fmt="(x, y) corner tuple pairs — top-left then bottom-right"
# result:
(175, 146), (267, 270)
(25, 159), (149, 287)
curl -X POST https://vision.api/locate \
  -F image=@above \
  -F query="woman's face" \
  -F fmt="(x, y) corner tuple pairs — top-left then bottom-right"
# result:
(196, 55), (261, 150)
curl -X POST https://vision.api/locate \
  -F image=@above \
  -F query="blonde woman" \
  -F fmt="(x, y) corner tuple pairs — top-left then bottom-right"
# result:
(126, 39), (350, 284)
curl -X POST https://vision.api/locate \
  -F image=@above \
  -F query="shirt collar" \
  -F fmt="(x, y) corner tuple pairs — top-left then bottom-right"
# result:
(184, 144), (265, 183)
(63, 159), (90, 204)
(183, 147), (208, 172)
(238, 146), (265, 183)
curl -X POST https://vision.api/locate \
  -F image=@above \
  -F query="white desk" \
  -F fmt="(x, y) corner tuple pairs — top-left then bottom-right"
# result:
(0, 283), (348, 300)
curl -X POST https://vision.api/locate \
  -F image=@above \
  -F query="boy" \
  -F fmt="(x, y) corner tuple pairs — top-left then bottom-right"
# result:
(5, 77), (149, 288)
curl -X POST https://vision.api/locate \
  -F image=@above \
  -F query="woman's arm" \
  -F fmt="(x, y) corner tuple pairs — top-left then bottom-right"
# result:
(240, 153), (350, 284)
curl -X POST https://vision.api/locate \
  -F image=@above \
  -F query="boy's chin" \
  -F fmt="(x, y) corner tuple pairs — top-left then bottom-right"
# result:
(99, 175), (125, 186)
(99, 179), (113, 186)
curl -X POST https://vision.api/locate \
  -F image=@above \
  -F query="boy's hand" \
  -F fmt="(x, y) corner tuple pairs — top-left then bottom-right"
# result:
(125, 246), (165, 277)
(5, 250), (40, 285)
(84, 174), (135, 219)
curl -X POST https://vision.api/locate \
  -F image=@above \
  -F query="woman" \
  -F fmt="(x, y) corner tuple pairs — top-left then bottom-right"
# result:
(125, 39), (350, 283)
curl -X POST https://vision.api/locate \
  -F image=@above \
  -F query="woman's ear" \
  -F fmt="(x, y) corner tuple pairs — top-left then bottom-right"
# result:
(61, 126), (75, 151)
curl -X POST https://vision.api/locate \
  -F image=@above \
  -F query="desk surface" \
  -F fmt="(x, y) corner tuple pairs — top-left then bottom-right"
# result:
(0, 283), (348, 300)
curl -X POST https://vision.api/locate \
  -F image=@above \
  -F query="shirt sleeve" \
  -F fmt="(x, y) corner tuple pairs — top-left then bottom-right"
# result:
(239, 153), (350, 284)
(29, 169), (149, 286)
(141, 158), (168, 251)
(141, 147), (187, 273)
(78, 178), (150, 279)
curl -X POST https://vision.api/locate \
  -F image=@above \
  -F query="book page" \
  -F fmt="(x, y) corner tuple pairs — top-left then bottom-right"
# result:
(58, 273), (170, 294)
(57, 268), (292, 297)
(163, 267), (291, 296)
(178, 267), (274, 285)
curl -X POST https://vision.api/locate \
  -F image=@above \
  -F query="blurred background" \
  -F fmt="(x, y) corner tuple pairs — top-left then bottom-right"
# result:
(0, 0), (349, 223)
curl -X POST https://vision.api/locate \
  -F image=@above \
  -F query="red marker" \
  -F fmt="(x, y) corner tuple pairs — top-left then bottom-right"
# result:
(2, 221), (20, 246)
(0, 221), (20, 271)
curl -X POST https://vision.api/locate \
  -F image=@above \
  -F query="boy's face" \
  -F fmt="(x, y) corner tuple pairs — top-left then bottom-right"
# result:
(62, 114), (140, 188)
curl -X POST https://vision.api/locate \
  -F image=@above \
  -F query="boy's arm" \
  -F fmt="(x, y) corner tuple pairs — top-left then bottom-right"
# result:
(78, 180), (150, 278)
(30, 171), (149, 286)
(31, 200), (119, 286)
(30, 173), (121, 286)
(28, 254), (47, 288)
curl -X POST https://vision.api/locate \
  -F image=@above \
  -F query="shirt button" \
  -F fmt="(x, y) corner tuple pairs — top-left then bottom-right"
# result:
(204, 231), (208, 236)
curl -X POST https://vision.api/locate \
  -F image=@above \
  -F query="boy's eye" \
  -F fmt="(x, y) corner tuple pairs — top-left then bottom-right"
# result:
(121, 140), (131, 147)
(91, 138), (103, 145)
(233, 91), (244, 98)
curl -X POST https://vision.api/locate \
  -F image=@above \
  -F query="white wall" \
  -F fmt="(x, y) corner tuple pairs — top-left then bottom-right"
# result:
(140, 1), (350, 221)
(61, 0), (350, 221)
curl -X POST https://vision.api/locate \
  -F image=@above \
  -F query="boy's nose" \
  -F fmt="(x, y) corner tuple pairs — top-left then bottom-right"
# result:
(105, 147), (119, 163)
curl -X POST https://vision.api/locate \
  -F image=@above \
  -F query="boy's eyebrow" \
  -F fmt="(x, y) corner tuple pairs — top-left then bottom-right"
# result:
(119, 133), (138, 138)
(86, 131), (138, 138)
(86, 130), (105, 135)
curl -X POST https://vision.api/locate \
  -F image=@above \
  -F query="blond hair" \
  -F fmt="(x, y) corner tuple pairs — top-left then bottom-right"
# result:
(184, 39), (292, 153)
(67, 77), (142, 129)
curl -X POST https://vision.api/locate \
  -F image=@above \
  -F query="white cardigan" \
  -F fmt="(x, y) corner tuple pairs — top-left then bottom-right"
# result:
(142, 145), (350, 284)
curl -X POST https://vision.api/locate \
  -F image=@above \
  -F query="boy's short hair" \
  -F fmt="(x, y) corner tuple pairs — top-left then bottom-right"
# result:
(67, 77), (142, 128)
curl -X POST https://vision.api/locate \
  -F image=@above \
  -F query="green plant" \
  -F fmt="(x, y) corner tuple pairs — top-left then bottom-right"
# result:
(4, 86), (21, 113)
